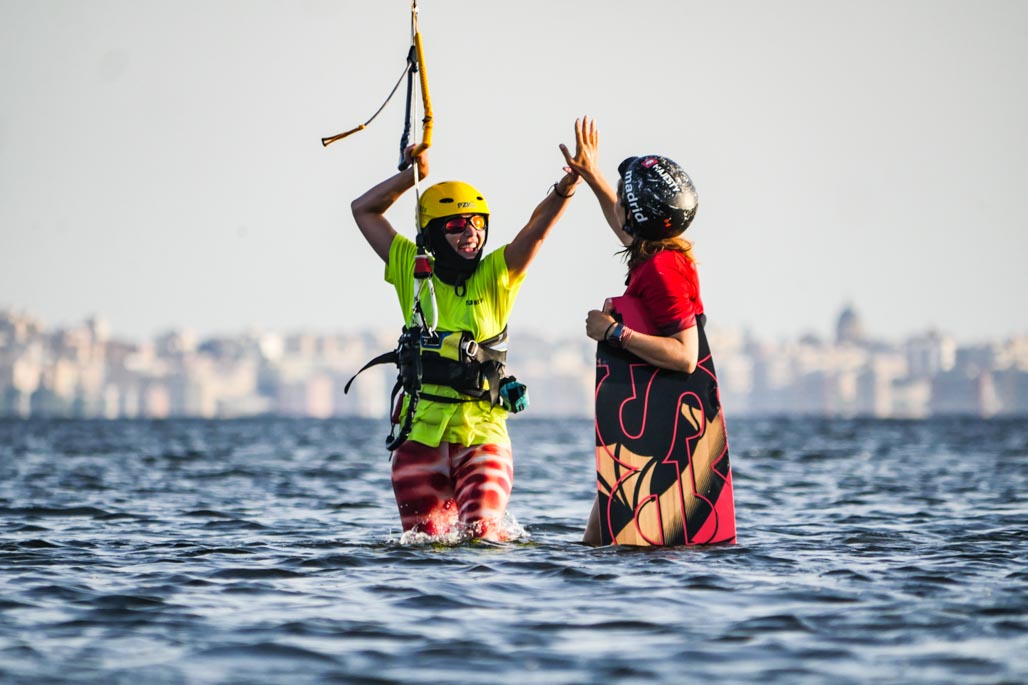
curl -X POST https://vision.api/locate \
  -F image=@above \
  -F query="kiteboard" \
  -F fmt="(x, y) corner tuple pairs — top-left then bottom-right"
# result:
(594, 296), (736, 546)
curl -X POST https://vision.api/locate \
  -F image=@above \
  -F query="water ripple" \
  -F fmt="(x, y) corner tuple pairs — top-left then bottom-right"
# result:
(0, 417), (1025, 685)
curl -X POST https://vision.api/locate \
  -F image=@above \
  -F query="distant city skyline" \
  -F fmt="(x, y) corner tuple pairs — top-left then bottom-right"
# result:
(3, 2), (1027, 344)
(0, 299), (1017, 348)
(3, 304), (1026, 420)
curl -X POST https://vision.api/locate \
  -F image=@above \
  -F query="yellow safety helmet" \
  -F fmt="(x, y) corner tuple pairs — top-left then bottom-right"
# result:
(418, 181), (490, 230)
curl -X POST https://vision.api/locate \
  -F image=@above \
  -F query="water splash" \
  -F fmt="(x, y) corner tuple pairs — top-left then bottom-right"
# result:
(394, 512), (530, 546)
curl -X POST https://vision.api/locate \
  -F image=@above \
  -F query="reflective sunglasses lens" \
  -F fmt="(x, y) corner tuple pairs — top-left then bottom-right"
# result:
(443, 218), (468, 234)
(443, 215), (485, 234)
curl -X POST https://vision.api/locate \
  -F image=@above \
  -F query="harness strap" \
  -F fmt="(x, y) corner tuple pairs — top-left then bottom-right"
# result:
(418, 360), (504, 405)
(346, 327), (509, 405)
(385, 376), (417, 451)
(418, 392), (474, 404)
(418, 326), (508, 406)
(343, 349), (398, 395)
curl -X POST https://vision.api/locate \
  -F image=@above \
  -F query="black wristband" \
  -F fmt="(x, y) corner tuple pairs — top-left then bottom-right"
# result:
(603, 321), (617, 342)
(553, 182), (575, 199)
(611, 324), (626, 347)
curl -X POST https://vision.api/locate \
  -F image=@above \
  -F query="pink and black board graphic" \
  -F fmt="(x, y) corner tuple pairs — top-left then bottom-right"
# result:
(594, 297), (736, 546)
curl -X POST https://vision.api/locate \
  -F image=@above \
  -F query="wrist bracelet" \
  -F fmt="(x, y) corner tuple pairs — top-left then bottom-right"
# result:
(603, 321), (617, 341)
(605, 323), (635, 349)
(606, 323), (625, 347)
(553, 182), (575, 199)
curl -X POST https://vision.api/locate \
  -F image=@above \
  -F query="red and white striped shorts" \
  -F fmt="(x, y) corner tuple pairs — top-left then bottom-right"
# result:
(390, 440), (514, 541)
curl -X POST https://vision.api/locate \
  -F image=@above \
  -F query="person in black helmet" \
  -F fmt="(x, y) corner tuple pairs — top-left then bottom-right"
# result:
(561, 116), (703, 373)
(560, 116), (706, 545)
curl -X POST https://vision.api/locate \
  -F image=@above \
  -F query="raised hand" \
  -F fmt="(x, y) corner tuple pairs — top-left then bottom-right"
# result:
(560, 116), (601, 183)
(403, 145), (429, 179)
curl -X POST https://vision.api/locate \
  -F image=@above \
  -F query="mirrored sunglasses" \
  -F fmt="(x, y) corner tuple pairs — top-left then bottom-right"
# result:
(443, 215), (487, 235)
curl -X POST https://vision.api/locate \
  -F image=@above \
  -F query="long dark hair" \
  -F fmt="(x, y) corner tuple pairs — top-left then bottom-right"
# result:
(618, 235), (695, 273)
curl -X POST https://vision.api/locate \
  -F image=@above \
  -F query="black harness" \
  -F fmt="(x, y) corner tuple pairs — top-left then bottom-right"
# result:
(344, 326), (509, 451)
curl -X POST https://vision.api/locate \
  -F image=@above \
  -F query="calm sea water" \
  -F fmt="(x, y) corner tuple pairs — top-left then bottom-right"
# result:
(1, 416), (1026, 685)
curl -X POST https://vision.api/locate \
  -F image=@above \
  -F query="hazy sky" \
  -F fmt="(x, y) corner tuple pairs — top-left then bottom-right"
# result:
(2, 0), (1026, 344)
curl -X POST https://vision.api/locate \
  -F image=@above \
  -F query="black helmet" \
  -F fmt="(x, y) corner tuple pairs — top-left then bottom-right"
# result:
(618, 155), (698, 240)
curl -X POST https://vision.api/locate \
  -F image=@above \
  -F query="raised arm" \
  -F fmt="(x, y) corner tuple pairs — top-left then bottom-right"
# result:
(560, 116), (632, 247)
(504, 166), (581, 281)
(350, 149), (429, 263)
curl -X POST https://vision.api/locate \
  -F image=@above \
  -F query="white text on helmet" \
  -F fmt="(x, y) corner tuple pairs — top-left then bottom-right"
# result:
(623, 168), (649, 224)
(654, 164), (681, 194)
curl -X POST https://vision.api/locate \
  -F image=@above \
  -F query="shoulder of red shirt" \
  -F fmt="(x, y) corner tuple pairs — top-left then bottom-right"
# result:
(632, 249), (697, 283)
(626, 250), (703, 336)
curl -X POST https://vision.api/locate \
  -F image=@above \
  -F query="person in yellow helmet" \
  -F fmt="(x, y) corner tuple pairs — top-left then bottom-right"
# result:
(351, 142), (580, 541)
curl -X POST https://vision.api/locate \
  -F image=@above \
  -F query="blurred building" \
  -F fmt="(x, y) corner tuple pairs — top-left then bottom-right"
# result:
(1, 306), (1026, 419)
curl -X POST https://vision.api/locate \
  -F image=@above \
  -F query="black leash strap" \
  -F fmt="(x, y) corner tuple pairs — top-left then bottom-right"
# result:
(384, 325), (424, 451)
(343, 350), (398, 395)
(397, 45), (418, 171)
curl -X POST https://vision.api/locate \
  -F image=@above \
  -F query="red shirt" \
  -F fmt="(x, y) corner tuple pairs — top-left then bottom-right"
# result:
(624, 250), (703, 336)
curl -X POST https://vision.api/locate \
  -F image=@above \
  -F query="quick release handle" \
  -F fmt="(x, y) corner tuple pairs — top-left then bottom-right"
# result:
(413, 254), (433, 279)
